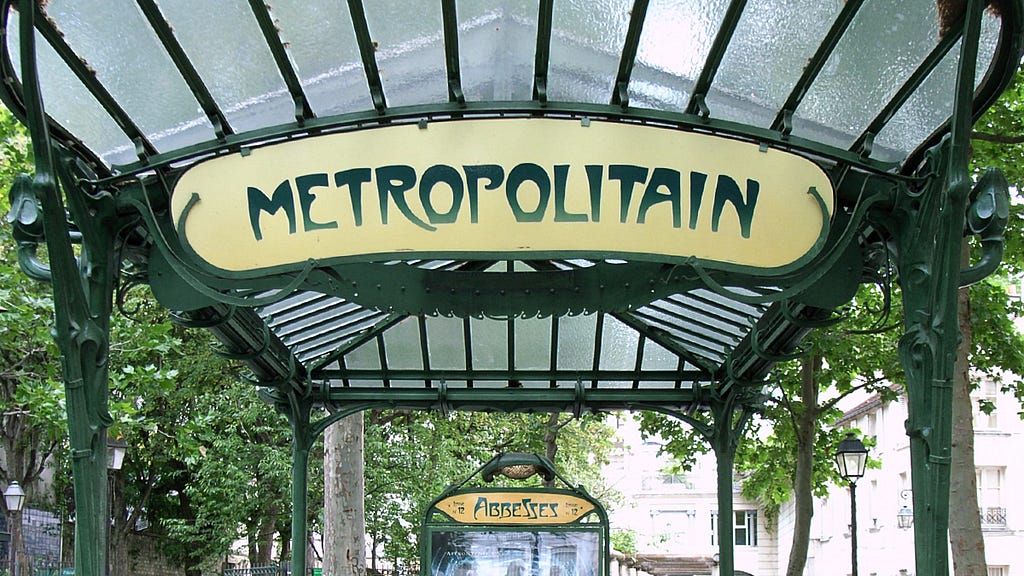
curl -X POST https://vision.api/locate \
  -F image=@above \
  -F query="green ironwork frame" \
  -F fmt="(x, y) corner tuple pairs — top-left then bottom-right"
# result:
(1, 2), (1021, 576)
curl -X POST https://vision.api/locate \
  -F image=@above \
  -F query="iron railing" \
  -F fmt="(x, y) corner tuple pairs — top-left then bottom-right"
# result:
(981, 507), (1008, 528)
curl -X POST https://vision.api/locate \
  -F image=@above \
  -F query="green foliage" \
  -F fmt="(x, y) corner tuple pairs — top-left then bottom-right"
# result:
(609, 529), (636, 555)
(362, 411), (616, 562)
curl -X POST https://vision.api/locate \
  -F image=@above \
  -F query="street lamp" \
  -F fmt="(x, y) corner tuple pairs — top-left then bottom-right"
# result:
(4, 482), (26, 576)
(835, 433), (868, 576)
(897, 489), (913, 530)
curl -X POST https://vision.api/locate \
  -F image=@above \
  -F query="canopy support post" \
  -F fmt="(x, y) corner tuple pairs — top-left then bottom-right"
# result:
(283, 393), (314, 576)
(11, 1), (119, 575)
(710, 393), (754, 576)
(892, 2), (984, 575)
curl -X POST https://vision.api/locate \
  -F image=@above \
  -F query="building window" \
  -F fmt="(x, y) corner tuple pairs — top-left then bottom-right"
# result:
(711, 511), (758, 546)
(977, 467), (1006, 529)
(987, 566), (1007, 576)
(973, 380), (999, 430)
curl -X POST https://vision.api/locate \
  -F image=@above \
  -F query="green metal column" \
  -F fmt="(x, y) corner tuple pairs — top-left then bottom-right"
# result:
(10, 1), (118, 575)
(284, 394), (314, 576)
(684, 389), (753, 576)
(892, 2), (983, 575)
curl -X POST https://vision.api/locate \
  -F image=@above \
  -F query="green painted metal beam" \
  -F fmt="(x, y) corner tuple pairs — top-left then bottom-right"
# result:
(850, 22), (962, 157)
(441, 0), (465, 106)
(346, 0), (387, 112)
(685, 0), (748, 117)
(533, 0), (553, 102)
(770, 0), (865, 134)
(246, 0), (315, 123)
(610, 0), (650, 108)
(136, 0), (234, 140)
(32, 5), (159, 159)
(313, 368), (706, 383)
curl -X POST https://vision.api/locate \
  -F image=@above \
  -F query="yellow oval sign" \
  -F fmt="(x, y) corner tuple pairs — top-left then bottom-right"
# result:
(434, 491), (596, 525)
(171, 118), (833, 273)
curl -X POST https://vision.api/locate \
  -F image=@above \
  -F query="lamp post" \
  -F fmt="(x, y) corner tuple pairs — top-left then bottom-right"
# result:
(834, 433), (868, 576)
(4, 482), (26, 576)
(107, 436), (127, 576)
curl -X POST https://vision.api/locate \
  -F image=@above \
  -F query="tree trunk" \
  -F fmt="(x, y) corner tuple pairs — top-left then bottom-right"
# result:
(543, 412), (560, 488)
(949, 241), (986, 576)
(324, 413), (367, 576)
(110, 471), (129, 576)
(785, 355), (820, 576)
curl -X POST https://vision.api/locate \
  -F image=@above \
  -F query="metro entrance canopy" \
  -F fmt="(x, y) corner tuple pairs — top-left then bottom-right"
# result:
(1, 1), (1021, 575)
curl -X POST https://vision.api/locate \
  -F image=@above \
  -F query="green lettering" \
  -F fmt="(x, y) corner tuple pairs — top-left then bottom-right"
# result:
(248, 181), (296, 241)
(585, 165), (604, 223)
(553, 164), (587, 222)
(375, 165), (435, 231)
(712, 176), (759, 238)
(420, 164), (464, 224)
(334, 168), (372, 227)
(637, 167), (681, 227)
(296, 173), (338, 232)
(506, 163), (550, 222)
(464, 165), (505, 224)
(689, 171), (708, 230)
(473, 497), (487, 521)
(608, 165), (649, 223)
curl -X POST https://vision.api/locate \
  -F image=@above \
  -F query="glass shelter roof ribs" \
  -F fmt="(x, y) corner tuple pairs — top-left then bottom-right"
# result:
(0, 0), (1011, 174)
(0, 0), (1021, 416)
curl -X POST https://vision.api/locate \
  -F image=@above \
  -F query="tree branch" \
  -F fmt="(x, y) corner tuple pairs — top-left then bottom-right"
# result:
(971, 130), (1024, 145)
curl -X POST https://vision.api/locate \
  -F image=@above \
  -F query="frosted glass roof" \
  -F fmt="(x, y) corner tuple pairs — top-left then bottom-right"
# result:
(2, 0), (1021, 413)
(0, 0), (1015, 173)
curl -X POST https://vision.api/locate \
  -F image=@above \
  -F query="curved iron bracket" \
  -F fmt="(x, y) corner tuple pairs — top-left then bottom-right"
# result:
(959, 167), (1009, 287)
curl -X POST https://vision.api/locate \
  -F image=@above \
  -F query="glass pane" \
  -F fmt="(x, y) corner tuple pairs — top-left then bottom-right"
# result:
(548, 0), (631, 104)
(598, 315), (638, 370)
(345, 339), (382, 369)
(383, 317), (424, 370)
(42, 0), (216, 151)
(471, 317), (509, 370)
(458, 0), (537, 101)
(641, 339), (678, 370)
(629, 0), (729, 112)
(6, 12), (134, 166)
(557, 315), (597, 370)
(426, 316), (467, 370)
(792, 0), (942, 150)
(155, 0), (295, 133)
(514, 316), (551, 370)
(269, 0), (374, 116)
(363, 0), (447, 107)
(872, 13), (1002, 162)
(704, 0), (845, 128)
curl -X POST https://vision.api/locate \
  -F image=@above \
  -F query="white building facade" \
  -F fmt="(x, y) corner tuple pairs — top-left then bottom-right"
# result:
(606, 381), (1024, 576)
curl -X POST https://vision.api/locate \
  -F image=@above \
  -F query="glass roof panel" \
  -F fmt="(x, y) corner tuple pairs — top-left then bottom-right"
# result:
(362, 0), (447, 107)
(458, 0), (536, 101)
(871, 13), (1002, 162)
(153, 0), (295, 133)
(345, 339), (382, 370)
(598, 315), (639, 370)
(262, 0), (374, 116)
(5, 12), (135, 166)
(703, 0), (844, 128)
(470, 317), (509, 370)
(547, 0), (630, 104)
(42, 0), (216, 151)
(557, 315), (598, 371)
(514, 317), (552, 370)
(641, 339), (679, 370)
(382, 317), (424, 370)
(629, 0), (729, 112)
(426, 316), (468, 370)
(790, 0), (941, 149)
